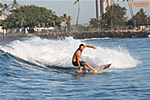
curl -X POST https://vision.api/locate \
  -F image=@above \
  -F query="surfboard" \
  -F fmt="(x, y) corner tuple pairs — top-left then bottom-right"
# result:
(89, 64), (111, 74)
(75, 64), (111, 74)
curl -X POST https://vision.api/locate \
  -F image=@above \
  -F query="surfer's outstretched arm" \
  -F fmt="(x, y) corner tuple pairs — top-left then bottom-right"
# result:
(84, 45), (97, 49)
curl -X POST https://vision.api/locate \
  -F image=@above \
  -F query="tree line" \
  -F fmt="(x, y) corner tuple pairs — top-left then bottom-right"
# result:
(89, 3), (150, 30)
(73, 0), (150, 31)
(1, 0), (150, 33)
(0, 0), (72, 32)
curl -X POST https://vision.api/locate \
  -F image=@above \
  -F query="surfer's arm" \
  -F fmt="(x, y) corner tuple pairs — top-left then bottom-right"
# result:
(85, 45), (97, 49)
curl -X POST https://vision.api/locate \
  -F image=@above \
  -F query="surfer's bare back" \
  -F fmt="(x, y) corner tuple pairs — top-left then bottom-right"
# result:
(72, 44), (100, 72)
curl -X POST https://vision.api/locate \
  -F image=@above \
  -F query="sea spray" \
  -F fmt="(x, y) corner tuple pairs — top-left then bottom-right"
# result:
(0, 36), (140, 69)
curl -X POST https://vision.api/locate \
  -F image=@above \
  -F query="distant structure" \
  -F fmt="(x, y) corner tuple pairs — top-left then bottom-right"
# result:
(0, 14), (6, 34)
(0, 14), (6, 20)
(96, 0), (111, 19)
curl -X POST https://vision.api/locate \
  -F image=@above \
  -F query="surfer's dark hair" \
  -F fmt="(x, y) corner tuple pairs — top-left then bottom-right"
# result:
(79, 44), (84, 48)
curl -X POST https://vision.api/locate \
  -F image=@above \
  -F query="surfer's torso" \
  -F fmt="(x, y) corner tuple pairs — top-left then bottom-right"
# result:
(72, 49), (86, 67)
(72, 49), (82, 63)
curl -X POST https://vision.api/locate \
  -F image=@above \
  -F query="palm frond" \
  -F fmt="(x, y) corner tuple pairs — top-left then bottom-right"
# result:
(74, 0), (79, 5)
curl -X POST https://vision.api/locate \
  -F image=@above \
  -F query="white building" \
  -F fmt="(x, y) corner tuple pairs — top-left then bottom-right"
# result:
(96, 0), (112, 19)
(0, 14), (6, 20)
(0, 14), (6, 34)
(34, 26), (54, 32)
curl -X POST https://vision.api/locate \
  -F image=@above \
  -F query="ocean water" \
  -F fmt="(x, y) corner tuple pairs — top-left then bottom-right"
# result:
(0, 36), (150, 100)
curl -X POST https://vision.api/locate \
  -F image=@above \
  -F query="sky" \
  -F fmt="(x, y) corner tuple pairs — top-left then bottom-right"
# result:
(1, 0), (150, 25)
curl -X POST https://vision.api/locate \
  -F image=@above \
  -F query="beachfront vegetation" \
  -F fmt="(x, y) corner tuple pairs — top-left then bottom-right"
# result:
(0, 0), (149, 34)
(0, 3), (9, 16)
(73, 0), (134, 29)
(1, 5), (60, 29)
(89, 4), (149, 30)
(127, 8), (148, 27)
(0, 0), (71, 31)
(90, 3), (127, 30)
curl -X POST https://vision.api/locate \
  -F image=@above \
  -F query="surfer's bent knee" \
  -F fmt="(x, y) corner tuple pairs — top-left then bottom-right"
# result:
(85, 62), (88, 65)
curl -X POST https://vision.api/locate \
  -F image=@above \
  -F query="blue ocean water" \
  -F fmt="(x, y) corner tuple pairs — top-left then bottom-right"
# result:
(0, 37), (150, 100)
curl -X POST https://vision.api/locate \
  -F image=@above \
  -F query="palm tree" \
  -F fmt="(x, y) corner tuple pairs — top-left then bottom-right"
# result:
(0, 10), (2, 16)
(9, 0), (20, 9)
(103, 0), (134, 29)
(47, 11), (57, 27)
(0, 3), (9, 16)
(74, 0), (80, 30)
(52, 11), (56, 27)
(67, 16), (72, 32)
(0, 3), (2, 16)
(63, 14), (67, 23)
(63, 14), (67, 32)
(55, 17), (63, 32)
(16, 15), (26, 33)
(47, 16), (53, 26)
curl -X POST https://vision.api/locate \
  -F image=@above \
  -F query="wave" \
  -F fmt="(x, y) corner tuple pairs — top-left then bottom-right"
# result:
(0, 36), (140, 69)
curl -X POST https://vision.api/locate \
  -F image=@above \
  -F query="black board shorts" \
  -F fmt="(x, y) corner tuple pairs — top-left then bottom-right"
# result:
(72, 61), (85, 67)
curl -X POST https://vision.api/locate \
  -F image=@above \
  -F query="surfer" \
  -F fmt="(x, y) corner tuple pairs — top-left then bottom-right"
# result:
(72, 44), (100, 73)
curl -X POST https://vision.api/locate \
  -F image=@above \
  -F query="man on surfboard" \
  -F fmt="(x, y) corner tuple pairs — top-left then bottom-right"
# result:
(72, 44), (100, 73)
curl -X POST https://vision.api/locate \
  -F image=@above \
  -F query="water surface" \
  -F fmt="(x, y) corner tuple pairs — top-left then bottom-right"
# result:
(0, 37), (150, 100)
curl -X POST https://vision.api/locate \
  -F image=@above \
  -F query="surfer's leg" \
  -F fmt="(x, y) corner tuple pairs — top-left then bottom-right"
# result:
(79, 61), (86, 71)
(83, 65), (86, 71)
(85, 62), (99, 72)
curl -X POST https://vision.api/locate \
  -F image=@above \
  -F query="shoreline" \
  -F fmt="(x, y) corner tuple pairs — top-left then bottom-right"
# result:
(0, 31), (150, 43)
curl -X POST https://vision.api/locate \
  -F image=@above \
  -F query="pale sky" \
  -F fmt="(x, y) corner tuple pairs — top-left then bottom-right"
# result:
(1, 0), (150, 25)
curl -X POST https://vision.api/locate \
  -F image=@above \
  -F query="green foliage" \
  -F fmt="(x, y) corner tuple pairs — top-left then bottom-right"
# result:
(0, 10), (2, 15)
(74, 0), (79, 5)
(127, 8), (148, 26)
(9, 0), (20, 9)
(90, 3), (127, 30)
(89, 18), (100, 29)
(78, 25), (90, 31)
(1, 3), (71, 29)
(148, 16), (150, 25)
(106, 3), (127, 28)
(0, 0), (72, 31)
(66, 16), (72, 31)
(0, 3), (9, 16)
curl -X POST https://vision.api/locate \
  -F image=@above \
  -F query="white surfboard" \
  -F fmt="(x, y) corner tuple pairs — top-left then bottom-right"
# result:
(75, 64), (111, 74)
(89, 64), (111, 74)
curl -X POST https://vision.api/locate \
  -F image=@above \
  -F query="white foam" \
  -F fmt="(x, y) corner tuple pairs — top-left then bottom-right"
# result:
(0, 36), (140, 69)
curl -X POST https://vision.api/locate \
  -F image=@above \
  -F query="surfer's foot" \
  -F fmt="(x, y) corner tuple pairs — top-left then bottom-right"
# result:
(84, 70), (89, 72)
(94, 67), (100, 73)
